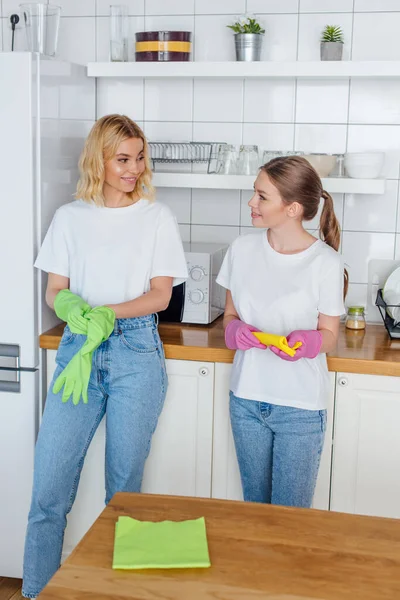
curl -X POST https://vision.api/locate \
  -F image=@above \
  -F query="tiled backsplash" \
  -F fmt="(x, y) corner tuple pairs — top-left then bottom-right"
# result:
(2, 0), (400, 320)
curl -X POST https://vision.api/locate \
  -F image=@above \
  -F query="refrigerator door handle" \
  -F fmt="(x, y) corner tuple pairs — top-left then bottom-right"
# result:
(0, 380), (20, 393)
(0, 344), (21, 393)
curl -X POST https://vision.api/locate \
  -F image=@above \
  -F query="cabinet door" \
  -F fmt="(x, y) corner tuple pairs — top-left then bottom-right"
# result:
(212, 363), (335, 510)
(331, 372), (400, 518)
(141, 359), (214, 498)
(45, 355), (214, 559)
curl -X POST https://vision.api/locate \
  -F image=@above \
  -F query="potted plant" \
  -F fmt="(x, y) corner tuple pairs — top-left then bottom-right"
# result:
(227, 14), (265, 62)
(320, 25), (344, 61)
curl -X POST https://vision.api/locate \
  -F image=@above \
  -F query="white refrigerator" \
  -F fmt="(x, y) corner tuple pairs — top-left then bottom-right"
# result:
(0, 52), (94, 578)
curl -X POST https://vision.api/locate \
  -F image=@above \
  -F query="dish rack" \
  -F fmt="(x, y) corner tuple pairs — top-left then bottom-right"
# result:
(376, 289), (400, 339)
(148, 141), (226, 172)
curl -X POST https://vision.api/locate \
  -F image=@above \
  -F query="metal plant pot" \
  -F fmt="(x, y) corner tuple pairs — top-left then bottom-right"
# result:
(320, 41), (343, 61)
(234, 33), (264, 62)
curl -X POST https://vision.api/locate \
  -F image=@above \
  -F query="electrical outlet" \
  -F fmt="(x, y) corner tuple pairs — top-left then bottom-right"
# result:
(6, 11), (23, 30)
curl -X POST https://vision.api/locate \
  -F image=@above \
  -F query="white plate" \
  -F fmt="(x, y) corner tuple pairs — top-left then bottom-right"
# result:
(383, 267), (400, 324)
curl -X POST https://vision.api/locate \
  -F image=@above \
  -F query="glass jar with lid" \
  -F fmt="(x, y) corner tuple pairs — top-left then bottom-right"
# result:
(345, 306), (366, 330)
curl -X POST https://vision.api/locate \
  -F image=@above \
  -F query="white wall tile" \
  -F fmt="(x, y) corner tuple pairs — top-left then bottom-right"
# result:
(145, 79), (193, 122)
(298, 13), (353, 61)
(57, 17), (96, 64)
(195, 0), (246, 14)
(349, 81), (400, 125)
(396, 236), (400, 259)
(143, 121), (192, 141)
(146, 0), (195, 15)
(243, 123), (295, 152)
(96, 16), (145, 61)
(344, 181), (399, 233)
(295, 124), (347, 153)
(258, 14), (298, 61)
(59, 119), (94, 159)
(0, 20), (3, 52)
(307, 194), (344, 232)
(296, 80), (349, 124)
(155, 188), (191, 223)
(97, 78), (144, 120)
(352, 13), (400, 60)
(194, 15), (236, 61)
(60, 67), (96, 120)
(96, 0), (144, 16)
(144, 14), (194, 31)
(192, 189), (240, 226)
(240, 191), (253, 226)
(247, 0), (299, 13)
(345, 283), (368, 314)
(57, 1), (96, 17)
(342, 231), (395, 284)
(300, 0), (353, 12)
(194, 80), (243, 123)
(191, 224), (239, 244)
(354, 0), (400, 11)
(244, 80), (295, 123)
(179, 224), (191, 242)
(193, 122), (243, 145)
(2, 0), (26, 15)
(347, 125), (400, 179)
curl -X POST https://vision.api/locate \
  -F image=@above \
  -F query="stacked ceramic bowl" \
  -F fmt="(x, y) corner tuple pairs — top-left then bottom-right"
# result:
(303, 154), (337, 177)
(344, 152), (384, 179)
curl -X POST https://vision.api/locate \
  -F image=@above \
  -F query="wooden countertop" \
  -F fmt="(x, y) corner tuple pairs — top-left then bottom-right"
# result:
(39, 319), (400, 377)
(40, 492), (400, 600)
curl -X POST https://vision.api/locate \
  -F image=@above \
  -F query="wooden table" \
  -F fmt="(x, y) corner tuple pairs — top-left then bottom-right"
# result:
(40, 493), (400, 599)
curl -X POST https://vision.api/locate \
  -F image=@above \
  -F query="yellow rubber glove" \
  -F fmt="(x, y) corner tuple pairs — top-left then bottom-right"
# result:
(252, 332), (302, 358)
(53, 306), (116, 405)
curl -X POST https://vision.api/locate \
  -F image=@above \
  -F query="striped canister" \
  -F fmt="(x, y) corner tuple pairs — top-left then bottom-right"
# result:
(135, 31), (192, 61)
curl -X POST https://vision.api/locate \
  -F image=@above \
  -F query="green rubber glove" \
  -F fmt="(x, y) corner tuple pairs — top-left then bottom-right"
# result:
(53, 350), (93, 405)
(54, 289), (91, 334)
(53, 306), (116, 405)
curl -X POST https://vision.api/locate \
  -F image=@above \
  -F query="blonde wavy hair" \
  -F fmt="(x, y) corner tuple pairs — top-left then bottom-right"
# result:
(76, 114), (154, 206)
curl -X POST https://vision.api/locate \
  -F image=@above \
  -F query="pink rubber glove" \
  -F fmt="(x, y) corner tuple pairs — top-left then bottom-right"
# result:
(225, 319), (267, 351)
(270, 330), (322, 362)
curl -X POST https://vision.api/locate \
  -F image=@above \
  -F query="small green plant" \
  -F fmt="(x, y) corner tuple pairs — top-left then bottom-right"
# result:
(321, 25), (344, 43)
(227, 14), (265, 35)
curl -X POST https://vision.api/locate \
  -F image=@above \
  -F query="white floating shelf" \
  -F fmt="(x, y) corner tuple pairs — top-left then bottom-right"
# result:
(88, 61), (400, 79)
(152, 173), (385, 195)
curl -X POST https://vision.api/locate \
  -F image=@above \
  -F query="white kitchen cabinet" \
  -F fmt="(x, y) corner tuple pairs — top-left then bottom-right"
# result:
(211, 363), (336, 510)
(46, 352), (214, 558)
(331, 372), (400, 519)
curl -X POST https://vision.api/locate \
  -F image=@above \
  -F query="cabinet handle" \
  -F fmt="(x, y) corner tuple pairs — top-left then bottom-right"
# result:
(199, 367), (209, 377)
(338, 377), (348, 387)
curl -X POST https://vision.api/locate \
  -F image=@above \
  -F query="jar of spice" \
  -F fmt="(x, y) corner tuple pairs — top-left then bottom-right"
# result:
(345, 306), (366, 330)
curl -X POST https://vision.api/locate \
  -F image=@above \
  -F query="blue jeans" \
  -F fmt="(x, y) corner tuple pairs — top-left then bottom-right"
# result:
(22, 315), (167, 599)
(230, 392), (326, 508)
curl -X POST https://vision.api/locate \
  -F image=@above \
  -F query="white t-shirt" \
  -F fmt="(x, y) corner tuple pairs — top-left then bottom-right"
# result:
(216, 231), (345, 410)
(35, 199), (188, 307)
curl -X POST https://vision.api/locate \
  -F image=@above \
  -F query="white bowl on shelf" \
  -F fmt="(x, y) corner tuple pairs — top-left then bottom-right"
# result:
(303, 154), (336, 177)
(344, 152), (384, 179)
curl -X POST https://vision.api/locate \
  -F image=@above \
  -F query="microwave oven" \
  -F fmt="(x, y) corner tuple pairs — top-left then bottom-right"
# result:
(158, 242), (229, 325)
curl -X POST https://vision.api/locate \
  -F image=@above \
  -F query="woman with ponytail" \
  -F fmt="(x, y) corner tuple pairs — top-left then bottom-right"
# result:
(216, 156), (347, 508)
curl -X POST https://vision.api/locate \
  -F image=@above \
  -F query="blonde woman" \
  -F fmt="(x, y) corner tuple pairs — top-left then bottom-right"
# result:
(22, 115), (187, 599)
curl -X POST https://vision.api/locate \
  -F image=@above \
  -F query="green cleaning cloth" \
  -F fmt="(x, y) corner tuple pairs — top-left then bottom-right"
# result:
(112, 516), (211, 570)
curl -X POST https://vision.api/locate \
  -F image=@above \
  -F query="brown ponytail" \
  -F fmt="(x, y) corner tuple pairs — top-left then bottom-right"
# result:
(320, 191), (348, 298)
(261, 156), (348, 299)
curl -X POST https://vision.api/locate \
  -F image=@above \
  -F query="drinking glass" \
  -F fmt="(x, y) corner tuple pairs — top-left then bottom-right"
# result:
(216, 144), (239, 175)
(20, 3), (61, 56)
(237, 145), (259, 175)
(110, 5), (128, 62)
